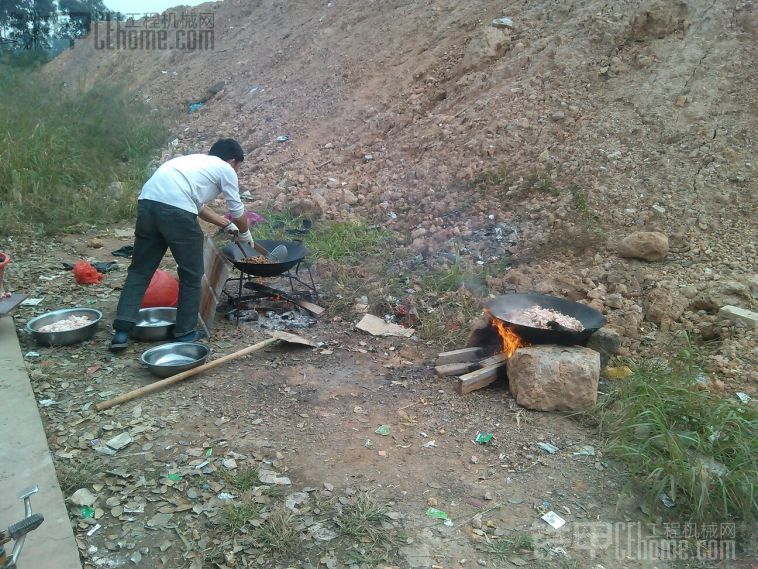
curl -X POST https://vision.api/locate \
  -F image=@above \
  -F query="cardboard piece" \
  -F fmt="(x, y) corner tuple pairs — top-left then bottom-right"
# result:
(356, 314), (415, 338)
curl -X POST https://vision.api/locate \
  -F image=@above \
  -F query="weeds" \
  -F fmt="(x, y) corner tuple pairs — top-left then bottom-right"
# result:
(224, 466), (260, 492)
(336, 493), (388, 541)
(472, 167), (512, 197)
(595, 345), (757, 521)
(222, 501), (260, 531)
(336, 493), (399, 566)
(479, 532), (536, 557)
(254, 507), (299, 556)
(262, 485), (285, 498)
(304, 220), (394, 262)
(55, 458), (102, 495)
(0, 67), (169, 235)
(523, 170), (559, 195)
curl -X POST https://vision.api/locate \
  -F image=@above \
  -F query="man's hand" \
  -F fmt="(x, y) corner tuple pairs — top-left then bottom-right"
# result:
(236, 230), (254, 247)
(224, 222), (240, 237)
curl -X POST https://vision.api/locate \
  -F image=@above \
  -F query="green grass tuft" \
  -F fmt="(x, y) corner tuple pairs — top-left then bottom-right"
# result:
(224, 466), (260, 492)
(254, 507), (299, 555)
(479, 532), (536, 557)
(336, 493), (388, 541)
(596, 346), (757, 521)
(222, 501), (261, 531)
(55, 457), (103, 495)
(304, 220), (394, 262)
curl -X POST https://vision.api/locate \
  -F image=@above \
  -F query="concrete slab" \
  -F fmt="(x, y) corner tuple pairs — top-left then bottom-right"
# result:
(0, 316), (82, 569)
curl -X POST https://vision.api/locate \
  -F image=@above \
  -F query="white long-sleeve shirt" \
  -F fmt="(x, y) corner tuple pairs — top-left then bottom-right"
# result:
(139, 154), (245, 218)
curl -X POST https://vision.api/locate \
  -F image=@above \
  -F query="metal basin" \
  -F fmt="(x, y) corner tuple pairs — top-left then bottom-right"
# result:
(140, 342), (209, 378)
(131, 307), (176, 341)
(26, 308), (102, 346)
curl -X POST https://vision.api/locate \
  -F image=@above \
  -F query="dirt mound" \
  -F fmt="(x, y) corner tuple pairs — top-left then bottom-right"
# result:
(46, 0), (757, 380)
(47, 0), (756, 235)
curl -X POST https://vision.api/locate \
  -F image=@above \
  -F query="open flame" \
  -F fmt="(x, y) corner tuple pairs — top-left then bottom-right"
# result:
(486, 311), (526, 358)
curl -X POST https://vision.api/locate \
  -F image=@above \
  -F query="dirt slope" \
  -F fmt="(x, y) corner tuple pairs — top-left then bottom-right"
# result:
(47, 0), (757, 382)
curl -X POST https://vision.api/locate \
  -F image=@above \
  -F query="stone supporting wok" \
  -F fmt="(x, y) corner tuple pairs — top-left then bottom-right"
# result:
(506, 345), (600, 411)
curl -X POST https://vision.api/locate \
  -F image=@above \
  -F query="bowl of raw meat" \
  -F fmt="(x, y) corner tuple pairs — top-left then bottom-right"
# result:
(26, 308), (102, 346)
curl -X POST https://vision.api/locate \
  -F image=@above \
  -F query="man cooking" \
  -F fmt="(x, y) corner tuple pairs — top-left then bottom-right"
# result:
(110, 138), (253, 351)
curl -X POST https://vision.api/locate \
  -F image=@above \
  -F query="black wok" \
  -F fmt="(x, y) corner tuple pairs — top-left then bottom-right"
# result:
(222, 240), (308, 277)
(485, 293), (604, 345)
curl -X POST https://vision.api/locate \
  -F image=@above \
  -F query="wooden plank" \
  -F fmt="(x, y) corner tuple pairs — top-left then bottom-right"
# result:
(294, 299), (325, 317)
(436, 361), (476, 377)
(436, 347), (484, 366)
(436, 353), (505, 377)
(456, 361), (505, 395)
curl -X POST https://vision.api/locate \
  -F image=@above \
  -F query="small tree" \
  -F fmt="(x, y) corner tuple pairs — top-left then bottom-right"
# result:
(0, 0), (112, 50)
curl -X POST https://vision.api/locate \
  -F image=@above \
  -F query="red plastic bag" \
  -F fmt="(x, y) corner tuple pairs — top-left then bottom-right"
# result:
(73, 261), (103, 285)
(141, 269), (179, 308)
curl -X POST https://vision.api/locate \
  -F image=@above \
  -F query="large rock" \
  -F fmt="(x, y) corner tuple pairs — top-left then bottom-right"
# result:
(718, 305), (758, 329)
(690, 281), (752, 313)
(585, 327), (621, 369)
(507, 345), (600, 411)
(617, 231), (669, 261)
(644, 287), (687, 326)
(459, 26), (510, 74)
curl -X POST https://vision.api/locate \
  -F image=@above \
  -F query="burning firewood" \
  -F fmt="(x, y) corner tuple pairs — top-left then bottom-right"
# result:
(456, 361), (506, 395)
(435, 353), (505, 377)
(435, 347), (484, 366)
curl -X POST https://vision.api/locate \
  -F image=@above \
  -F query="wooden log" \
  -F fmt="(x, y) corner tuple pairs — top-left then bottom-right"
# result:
(436, 347), (484, 366)
(435, 353), (505, 377)
(295, 299), (325, 316)
(456, 361), (506, 395)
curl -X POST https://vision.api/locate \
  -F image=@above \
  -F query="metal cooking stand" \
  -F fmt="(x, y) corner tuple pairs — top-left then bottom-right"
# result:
(222, 259), (318, 324)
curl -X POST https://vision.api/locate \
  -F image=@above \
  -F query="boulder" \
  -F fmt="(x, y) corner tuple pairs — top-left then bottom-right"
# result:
(718, 305), (758, 330)
(585, 327), (621, 369)
(507, 345), (600, 411)
(617, 231), (669, 261)
(691, 281), (752, 312)
(459, 26), (510, 74)
(643, 288), (688, 329)
(289, 198), (322, 218)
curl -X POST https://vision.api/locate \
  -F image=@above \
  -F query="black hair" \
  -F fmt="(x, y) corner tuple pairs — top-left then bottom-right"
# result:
(209, 138), (244, 162)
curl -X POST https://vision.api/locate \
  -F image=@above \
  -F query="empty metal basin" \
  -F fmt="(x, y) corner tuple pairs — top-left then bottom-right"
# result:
(140, 342), (209, 378)
(131, 307), (177, 341)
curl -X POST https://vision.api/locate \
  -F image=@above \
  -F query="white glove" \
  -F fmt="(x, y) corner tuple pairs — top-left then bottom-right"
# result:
(223, 222), (240, 237)
(236, 229), (254, 246)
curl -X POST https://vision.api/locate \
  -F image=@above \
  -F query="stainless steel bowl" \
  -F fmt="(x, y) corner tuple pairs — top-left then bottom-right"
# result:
(140, 342), (209, 378)
(131, 307), (176, 341)
(26, 308), (102, 346)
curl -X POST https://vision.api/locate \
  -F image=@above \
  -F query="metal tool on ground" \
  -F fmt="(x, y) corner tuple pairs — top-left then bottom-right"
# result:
(0, 486), (44, 569)
(95, 331), (316, 411)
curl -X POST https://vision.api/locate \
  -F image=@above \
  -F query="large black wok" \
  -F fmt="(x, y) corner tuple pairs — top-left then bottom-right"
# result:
(485, 293), (604, 345)
(222, 240), (308, 277)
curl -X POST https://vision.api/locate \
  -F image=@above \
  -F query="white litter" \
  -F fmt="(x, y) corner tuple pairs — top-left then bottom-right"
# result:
(86, 524), (102, 537)
(541, 511), (566, 529)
